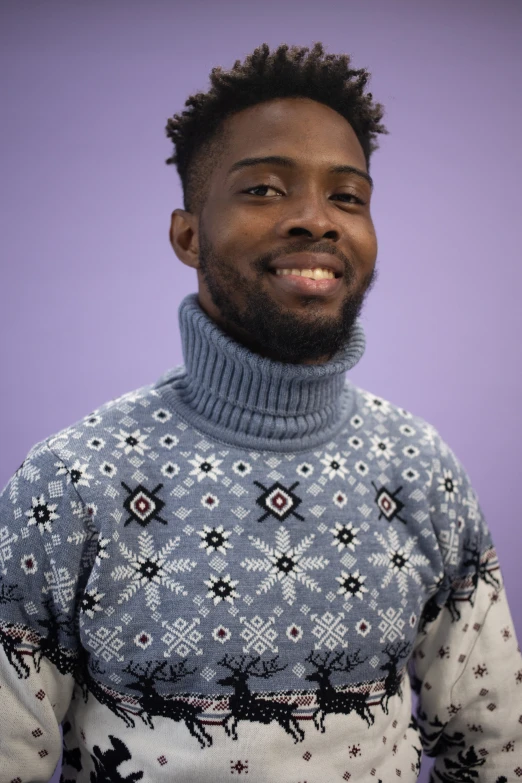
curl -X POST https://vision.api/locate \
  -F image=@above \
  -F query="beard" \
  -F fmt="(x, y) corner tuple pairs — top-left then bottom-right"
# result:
(197, 224), (377, 364)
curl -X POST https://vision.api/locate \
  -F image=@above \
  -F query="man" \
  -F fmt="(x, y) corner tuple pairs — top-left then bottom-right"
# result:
(0, 42), (520, 783)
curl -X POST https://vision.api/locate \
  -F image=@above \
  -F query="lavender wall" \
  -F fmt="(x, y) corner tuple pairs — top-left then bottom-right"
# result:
(1, 1), (521, 781)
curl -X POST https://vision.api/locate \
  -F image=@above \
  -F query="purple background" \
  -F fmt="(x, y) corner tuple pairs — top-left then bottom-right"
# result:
(1, 2), (521, 781)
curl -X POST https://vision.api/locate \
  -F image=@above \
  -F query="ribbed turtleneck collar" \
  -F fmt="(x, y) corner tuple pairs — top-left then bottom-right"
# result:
(157, 294), (366, 452)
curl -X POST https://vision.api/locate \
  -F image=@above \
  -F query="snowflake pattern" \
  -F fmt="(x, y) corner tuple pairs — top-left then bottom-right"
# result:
(320, 452), (348, 480)
(42, 560), (76, 609)
(188, 454), (224, 482)
(197, 524), (232, 555)
(240, 614), (278, 654)
(363, 393), (392, 415)
(369, 434), (396, 461)
(81, 588), (105, 618)
(112, 428), (150, 456)
(330, 522), (361, 552)
(336, 569), (368, 600)
(204, 573), (239, 605)
(111, 532), (197, 610)
(25, 495), (59, 534)
(55, 459), (94, 488)
(437, 468), (460, 502)
(241, 526), (328, 605)
(367, 529), (429, 595)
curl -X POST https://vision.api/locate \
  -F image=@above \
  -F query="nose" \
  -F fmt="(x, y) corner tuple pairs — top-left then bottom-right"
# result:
(277, 188), (341, 242)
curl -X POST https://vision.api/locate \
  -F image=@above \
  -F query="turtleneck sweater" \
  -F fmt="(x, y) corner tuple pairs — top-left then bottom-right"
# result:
(160, 294), (366, 451)
(0, 294), (520, 783)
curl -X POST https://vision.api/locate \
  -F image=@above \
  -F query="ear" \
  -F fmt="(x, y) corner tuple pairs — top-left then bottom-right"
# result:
(169, 209), (199, 270)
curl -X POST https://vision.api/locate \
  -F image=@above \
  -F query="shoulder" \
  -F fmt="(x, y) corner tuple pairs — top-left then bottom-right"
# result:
(348, 383), (479, 515)
(348, 383), (448, 461)
(47, 370), (185, 462)
(2, 369), (185, 497)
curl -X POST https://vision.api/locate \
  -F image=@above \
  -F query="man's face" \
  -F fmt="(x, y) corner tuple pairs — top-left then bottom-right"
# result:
(171, 97), (378, 363)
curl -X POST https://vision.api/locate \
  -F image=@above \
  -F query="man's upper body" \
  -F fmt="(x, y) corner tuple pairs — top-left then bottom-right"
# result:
(1, 42), (520, 783)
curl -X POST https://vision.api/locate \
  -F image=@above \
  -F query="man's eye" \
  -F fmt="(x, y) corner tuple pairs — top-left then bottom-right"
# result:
(243, 184), (281, 196)
(332, 193), (366, 205)
(242, 185), (366, 205)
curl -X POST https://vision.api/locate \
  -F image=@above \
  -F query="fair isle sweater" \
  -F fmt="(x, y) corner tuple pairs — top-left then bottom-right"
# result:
(0, 294), (521, 783)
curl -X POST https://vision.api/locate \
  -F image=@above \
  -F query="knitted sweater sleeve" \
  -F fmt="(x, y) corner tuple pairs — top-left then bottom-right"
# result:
(0, 439), (96, 783)
(410, 429), (522, 782)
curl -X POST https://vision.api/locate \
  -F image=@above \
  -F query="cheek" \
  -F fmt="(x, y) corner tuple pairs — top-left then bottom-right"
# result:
(353, 219), (378, 267)
(206, 207), (251, 251)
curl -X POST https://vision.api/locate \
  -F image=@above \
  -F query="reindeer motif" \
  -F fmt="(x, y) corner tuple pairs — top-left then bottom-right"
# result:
(418, 593), (443, 632)
(379, 640), (410, 714)
(0, 622), (34, 678)
(217, 654), (305, 743)
(34, 597), (77, 675)
(0, 581), (37, 678)
(0, 590), (77, 679)
(304, 649), (374, 730)
(463, 540), (501, 590)
(123, 659), (213, 748)
(77, 656), (137, 729)
(445, 539), (500, 624)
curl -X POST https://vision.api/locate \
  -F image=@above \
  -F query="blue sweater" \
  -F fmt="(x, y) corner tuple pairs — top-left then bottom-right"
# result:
(0, 294), (520, 782)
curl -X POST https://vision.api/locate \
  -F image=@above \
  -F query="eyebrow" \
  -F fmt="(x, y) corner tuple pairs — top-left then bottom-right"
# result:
(226, 155), (373, 189)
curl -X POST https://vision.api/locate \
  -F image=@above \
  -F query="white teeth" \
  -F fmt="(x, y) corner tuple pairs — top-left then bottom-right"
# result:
(275, 268), (335, 280)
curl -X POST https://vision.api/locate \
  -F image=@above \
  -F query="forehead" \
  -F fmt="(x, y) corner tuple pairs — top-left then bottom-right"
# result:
(217, 97), (367, 175)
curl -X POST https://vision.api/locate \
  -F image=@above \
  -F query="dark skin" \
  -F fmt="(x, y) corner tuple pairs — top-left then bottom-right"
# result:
(169, 96), (378, 364)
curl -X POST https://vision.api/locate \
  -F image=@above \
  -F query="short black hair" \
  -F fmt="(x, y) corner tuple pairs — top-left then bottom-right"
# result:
(165, 42), (388, 215)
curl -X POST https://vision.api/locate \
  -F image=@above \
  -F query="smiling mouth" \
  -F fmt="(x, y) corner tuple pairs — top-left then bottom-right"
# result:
(268, 267), (343, 298)
(273, 267), (338, 280)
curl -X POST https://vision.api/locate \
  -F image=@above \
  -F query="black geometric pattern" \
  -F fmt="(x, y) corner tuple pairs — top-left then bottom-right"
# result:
(121, 482), (166, 527)
(253, 481), (304, 522)
(372, 482), (407, 524)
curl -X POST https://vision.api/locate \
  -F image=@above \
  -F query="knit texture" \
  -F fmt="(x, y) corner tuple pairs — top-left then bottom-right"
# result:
(0, 294), (520, 783)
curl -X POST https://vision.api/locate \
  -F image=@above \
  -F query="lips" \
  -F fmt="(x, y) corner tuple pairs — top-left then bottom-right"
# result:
(268, 253), (344, 297)
(269, 252), (344, 277)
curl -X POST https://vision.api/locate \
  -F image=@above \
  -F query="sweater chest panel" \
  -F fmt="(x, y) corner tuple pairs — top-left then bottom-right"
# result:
(74, 410), (444, 709)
